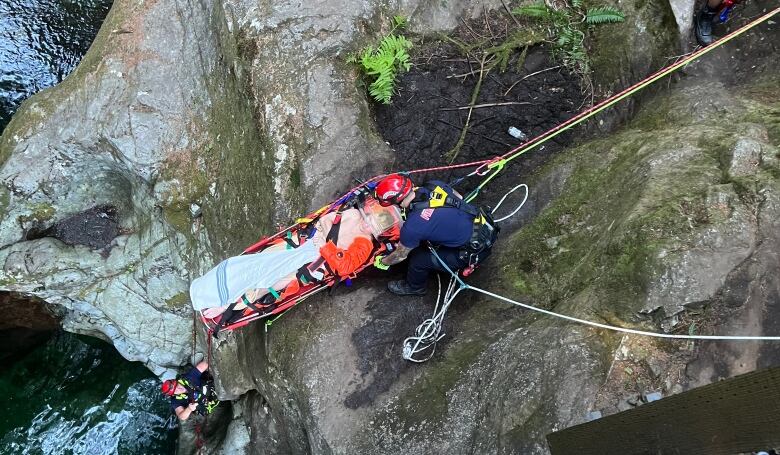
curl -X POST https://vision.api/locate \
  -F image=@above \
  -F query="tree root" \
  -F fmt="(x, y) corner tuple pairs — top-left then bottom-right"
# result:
(445, 55), (487, 163)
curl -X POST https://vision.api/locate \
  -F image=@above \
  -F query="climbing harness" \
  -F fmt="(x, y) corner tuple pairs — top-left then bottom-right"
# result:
(407, 182), (500, 267)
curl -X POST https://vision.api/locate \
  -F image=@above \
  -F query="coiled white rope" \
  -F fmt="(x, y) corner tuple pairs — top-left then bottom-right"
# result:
(402, 275), (463, 362)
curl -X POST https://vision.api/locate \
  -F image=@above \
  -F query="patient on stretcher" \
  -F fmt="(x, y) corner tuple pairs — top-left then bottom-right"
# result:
(190, 198), (402, 320)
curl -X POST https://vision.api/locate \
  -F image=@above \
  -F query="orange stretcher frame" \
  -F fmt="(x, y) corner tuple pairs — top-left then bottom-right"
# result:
(199, 186), (399, 333)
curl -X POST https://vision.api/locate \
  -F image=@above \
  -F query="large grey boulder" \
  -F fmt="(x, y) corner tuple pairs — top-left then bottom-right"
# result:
(0, 0), (234, 375)
(0, 0), (508, 385)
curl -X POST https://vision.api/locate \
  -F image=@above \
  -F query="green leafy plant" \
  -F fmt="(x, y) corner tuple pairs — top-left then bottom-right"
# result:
(348, 16), (413, 104)
(585, 6), (626, 24)
(513, 1), (624, 73)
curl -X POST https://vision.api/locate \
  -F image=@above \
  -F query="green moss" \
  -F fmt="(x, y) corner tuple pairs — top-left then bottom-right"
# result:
(289, 162), (302, 189)
(179, 7), (281, 258)
(165, 292), (190, 308)
(163, 205), (191, 233)
(0, 187), (10, 218)
(500, 123), (724, 318)
(19, 203), (56, 224)
(373, 337), (489, 434)
(589, 0), (678, 91)
(739, 79), (780, 146)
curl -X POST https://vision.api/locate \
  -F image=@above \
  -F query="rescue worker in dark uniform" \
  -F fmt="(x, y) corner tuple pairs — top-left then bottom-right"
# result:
(160, 361), (217, 421)
(373, 174), (497, 295)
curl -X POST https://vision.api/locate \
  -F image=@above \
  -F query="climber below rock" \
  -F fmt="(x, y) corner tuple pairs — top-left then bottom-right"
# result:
(161, 361), (219, 421)
(373, 174), (499, 296)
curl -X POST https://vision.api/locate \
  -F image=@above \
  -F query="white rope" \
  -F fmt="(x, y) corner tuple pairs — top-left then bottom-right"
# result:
(401, 178), (779, 364)
(467, 285), (780, 340)
(402, 276), (463, 362)
(491, 183), (529, 222)
(401, 179), (778, 364)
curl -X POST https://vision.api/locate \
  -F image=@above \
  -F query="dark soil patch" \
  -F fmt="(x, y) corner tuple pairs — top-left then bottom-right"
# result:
(374, 17), (587, 204)
(687, 0), (780, 86)
(26, 204), (120, 250)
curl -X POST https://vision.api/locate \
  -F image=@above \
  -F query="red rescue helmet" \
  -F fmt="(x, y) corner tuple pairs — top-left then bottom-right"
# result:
(161, 379), (178, 396)
(374, 174), (413, 206)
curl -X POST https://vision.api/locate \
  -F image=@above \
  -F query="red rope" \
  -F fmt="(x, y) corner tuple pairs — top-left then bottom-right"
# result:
(404, 158), (493, 175)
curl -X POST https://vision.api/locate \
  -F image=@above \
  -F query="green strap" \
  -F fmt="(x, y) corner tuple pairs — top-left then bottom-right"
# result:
(267, 288), (280, 299)
(265, 309), (289, 330)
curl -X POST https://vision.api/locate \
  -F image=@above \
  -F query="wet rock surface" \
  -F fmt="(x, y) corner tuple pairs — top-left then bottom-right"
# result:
(0, 291), (60, 360)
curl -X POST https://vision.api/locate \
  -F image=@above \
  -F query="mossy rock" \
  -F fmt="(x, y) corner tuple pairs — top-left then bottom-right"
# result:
(165, 291), (190, 308)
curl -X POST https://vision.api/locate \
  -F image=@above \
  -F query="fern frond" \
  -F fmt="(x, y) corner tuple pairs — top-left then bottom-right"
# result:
(571, 0), (583, 8)
(392, 15), (407, 28)
(512, 3), (552, 20)
(585, 6), (625, 24)
(353, 32), (412, 104)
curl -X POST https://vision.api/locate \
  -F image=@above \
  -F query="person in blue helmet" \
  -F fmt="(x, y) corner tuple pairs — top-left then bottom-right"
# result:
(373, 173), (498, 295)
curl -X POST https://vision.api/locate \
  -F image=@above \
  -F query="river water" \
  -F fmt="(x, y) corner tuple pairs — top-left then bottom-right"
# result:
(0, 332), (177, 454)
(1, 0), (177, 452)
(0, 0), (111, 133)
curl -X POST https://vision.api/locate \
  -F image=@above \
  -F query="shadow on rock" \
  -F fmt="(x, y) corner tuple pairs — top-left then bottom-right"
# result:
(344, 277), (440, 409)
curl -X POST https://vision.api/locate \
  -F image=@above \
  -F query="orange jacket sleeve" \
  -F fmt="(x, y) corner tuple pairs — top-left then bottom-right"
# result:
(319, 237), (373, 277)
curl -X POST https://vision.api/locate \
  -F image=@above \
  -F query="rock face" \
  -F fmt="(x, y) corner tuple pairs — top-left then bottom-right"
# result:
(206, 16), (778, 455)
(1, 0), (777, 451)
(0, 0), (506, 376)
(211, 75), (780, 451)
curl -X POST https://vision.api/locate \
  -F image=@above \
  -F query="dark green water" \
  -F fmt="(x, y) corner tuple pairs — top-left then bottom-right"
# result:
(0, 332), (176, 454)
(0, 0), (112, 133)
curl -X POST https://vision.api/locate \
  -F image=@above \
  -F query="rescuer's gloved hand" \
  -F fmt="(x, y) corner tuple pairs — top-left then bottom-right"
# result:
(373, 255), (390, 270)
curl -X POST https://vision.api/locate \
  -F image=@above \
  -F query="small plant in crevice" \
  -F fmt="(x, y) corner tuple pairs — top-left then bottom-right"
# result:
(512, 0), (624, 74)
(348, 15), (412, 104)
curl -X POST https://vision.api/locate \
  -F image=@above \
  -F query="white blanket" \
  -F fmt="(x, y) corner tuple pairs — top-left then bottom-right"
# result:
(189, 240), (319, 310)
